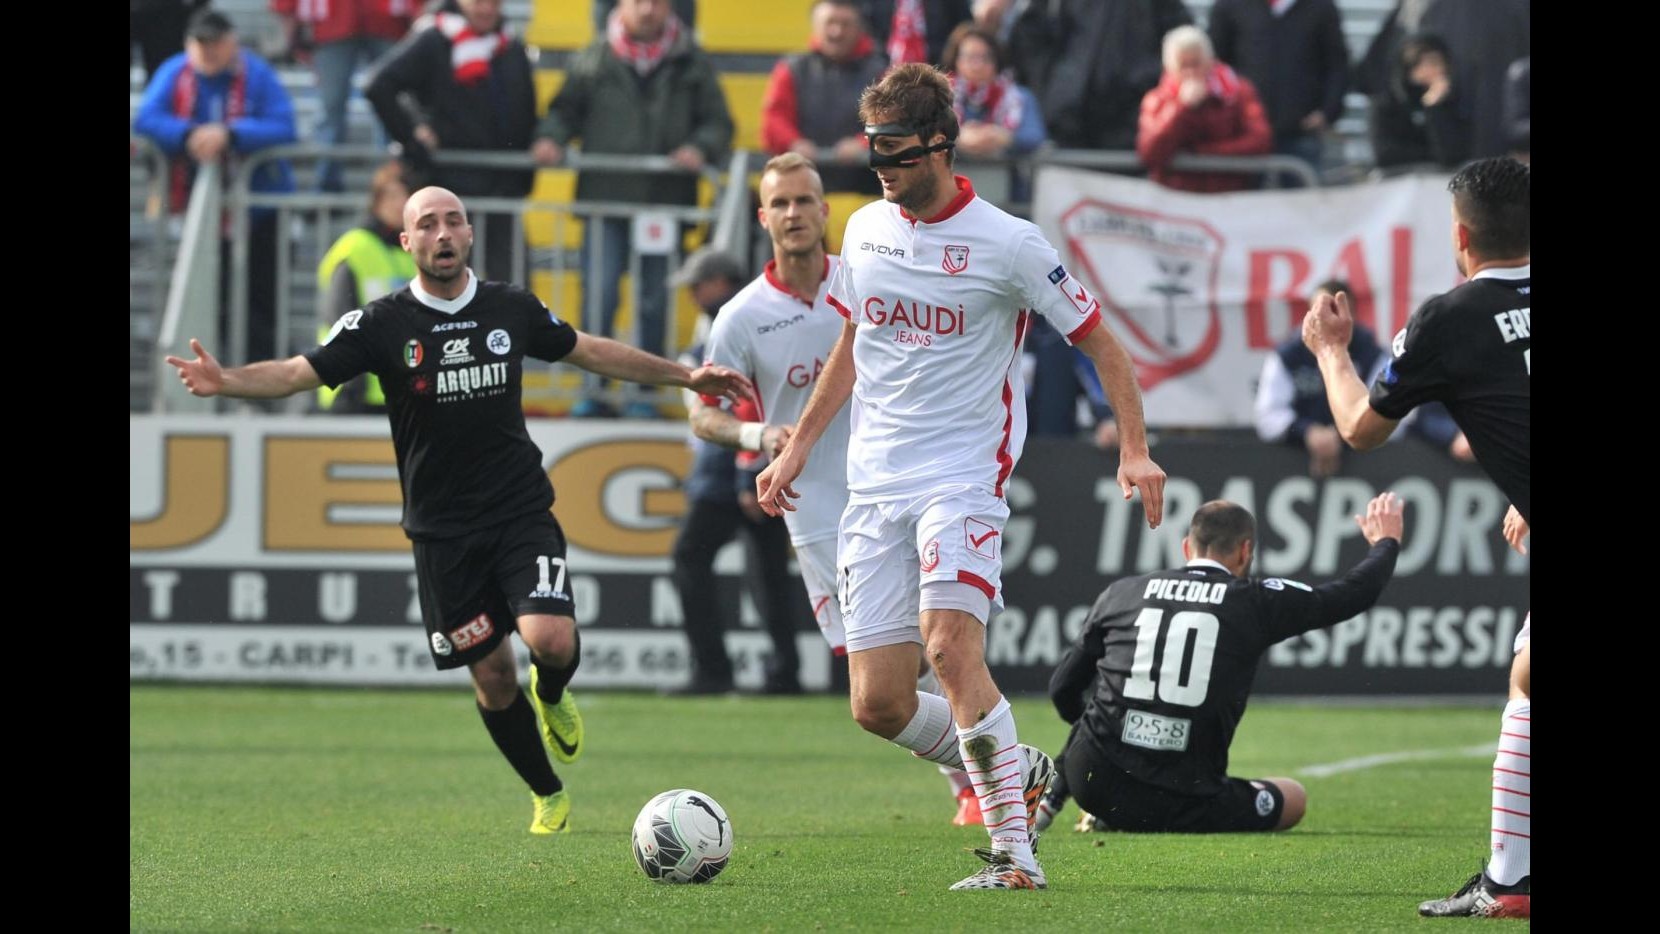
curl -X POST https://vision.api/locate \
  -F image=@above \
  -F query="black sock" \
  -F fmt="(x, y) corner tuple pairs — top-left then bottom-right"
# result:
(532, 629), (582, 705)
(478, 690), (561, 796)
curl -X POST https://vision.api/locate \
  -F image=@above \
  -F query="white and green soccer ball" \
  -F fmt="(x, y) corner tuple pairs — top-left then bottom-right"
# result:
(631, 789), (733, 884)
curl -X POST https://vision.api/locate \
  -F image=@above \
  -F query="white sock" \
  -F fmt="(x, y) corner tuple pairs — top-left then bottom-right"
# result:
(912, 668), (971, 791)
(1487, 697), (1530, 885)
(958, 697), (1036, 871)
(892, 691), (964, 769)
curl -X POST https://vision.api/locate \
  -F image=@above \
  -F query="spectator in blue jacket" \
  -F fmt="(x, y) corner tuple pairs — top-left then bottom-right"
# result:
(134, 9), (297, 364)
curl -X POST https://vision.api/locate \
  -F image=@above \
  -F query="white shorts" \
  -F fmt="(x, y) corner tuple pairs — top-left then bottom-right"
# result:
(794, 538), (847, 654)
(837, 485), (1008, 654)
(1514, 612), (1530, 655)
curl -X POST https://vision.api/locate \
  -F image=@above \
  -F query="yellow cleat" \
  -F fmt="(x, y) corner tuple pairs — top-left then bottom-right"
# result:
(530, 790), (571, 835)
(530, 667), (584, 764)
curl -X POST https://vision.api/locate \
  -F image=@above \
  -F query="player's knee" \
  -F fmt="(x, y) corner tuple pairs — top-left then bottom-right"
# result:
(849, 689), (912, 738)
(470, 658), (519, 709)
(523, 618), (577, 665)
(1267, 778), (1306, 830)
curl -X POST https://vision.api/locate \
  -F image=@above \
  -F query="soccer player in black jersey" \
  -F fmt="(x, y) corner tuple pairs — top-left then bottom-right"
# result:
(165, 187), (755, 835)
(1303, 157), (1529, 919)
(1040, 494), (1402, 836)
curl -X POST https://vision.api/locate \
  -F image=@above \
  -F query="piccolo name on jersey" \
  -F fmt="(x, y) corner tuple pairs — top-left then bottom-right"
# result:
(1142, 576), (1230, 605)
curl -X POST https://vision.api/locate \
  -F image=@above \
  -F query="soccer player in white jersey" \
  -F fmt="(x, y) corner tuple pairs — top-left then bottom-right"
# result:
(756, 64), (1167, 891)
(691, 152), (982, 823)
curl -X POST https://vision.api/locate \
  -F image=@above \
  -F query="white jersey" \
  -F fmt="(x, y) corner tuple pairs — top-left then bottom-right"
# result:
(826, 176), (1103, 502)
(704, 255), (851, 545)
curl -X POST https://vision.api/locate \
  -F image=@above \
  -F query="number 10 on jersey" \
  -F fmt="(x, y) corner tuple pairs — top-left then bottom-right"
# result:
(1123, 608), (1220, 707)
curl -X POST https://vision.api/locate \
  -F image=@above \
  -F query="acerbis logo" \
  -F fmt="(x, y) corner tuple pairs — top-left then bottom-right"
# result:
(322, 309), (362, 345)
(860, 242), (905, 257)
(432, 320), (478, 332)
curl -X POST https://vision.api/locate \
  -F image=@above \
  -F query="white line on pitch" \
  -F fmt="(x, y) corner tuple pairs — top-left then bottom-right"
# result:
(1297, 743), (1495, 778)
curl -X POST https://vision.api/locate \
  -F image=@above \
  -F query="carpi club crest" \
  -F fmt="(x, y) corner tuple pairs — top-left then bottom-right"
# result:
(1060, 200), (1224, 390)
(942, 244), (970, 275)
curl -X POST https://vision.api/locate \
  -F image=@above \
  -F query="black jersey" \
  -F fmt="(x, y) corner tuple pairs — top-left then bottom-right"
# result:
(1369, 266), (1530, 524)
(304, 276), (578, 540)
(1050, 541), (1400, 796)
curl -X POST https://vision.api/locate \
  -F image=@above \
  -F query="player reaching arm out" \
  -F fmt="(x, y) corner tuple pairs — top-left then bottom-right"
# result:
(165, 338), (322, 398)
(563, 332), (756, 408)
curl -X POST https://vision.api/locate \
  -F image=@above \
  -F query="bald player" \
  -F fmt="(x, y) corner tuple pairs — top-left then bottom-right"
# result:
(165, 186), (754, 836)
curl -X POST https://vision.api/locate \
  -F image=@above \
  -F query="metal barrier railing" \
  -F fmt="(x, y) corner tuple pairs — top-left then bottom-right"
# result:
(141, 142), (1322, 413)
(153, 162), (225, 413)
(129, 136), (171, 410)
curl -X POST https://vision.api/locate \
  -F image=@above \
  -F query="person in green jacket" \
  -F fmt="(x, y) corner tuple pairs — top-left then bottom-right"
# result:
(316, 160), (417, 412)
(532, 0), (734, 418)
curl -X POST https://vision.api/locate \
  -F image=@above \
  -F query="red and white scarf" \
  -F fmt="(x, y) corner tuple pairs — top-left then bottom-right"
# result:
(607, 8), (683, 76)
(887, 0), (928, 65)
(951, 73), (1022, 131)
(169, 57), (246, 214)
(434, 12), (508, 87)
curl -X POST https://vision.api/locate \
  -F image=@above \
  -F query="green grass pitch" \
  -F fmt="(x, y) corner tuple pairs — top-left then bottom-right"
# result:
(131, 686), (1511, 931)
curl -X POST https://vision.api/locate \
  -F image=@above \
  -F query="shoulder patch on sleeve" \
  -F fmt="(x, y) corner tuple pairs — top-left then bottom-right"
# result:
(1047, 265), (1067, 285)
(1262, 578), (1313, 592)
(323, 309), (363, 345)
(1391, 327), (1407, 358)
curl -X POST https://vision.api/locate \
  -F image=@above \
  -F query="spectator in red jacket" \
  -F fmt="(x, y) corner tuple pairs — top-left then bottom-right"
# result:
(761, 0), (888, 193)
(272, 1), (415, 192)
(1136, 25), (1272, 194)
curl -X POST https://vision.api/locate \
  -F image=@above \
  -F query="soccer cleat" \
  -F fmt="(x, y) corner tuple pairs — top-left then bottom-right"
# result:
(1418, 872), (1530, 918)
(1033, 790), (1064, 835)
(952, 786), (984, 826)
(530, 790), (570, 835)
(1017, 744), (1056, 832)
(948, 847), (1047, 891)
(529, 667), (585, 764)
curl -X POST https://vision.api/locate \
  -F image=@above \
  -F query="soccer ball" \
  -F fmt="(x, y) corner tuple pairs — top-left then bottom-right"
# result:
(631, 789), (733, 884)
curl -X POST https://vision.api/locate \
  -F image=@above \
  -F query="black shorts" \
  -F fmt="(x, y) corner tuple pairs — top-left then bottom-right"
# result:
(1062, 740), (1285, 833)
(412, 511), (577, 670)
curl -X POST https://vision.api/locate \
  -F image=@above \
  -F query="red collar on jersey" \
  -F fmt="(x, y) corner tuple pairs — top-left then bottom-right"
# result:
(763, 254), (830, 306)
(899, 175), (975, 225)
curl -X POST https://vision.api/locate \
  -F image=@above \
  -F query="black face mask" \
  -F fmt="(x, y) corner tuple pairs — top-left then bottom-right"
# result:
(865, 121), (956, 169)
